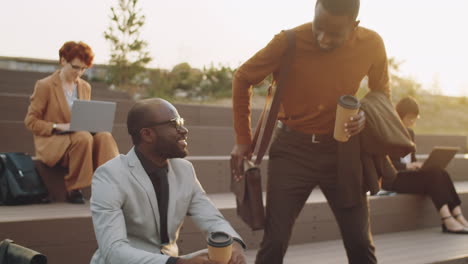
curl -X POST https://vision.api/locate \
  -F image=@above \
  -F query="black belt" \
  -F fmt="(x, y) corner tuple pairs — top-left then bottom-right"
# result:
(277, 122), (334, 144)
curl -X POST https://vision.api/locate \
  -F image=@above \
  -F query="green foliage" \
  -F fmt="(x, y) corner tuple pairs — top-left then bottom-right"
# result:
(171, 63), (203, 94)
(199, 64), (234, 98)
(143, 63), (236, 99)
(146, 69), (173, 99)
(104, 0), (152, 93)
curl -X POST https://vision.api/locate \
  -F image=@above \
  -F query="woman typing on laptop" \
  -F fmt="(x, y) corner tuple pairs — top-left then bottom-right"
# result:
(387, 97), (468, 234)
(24, 41), (119, 204)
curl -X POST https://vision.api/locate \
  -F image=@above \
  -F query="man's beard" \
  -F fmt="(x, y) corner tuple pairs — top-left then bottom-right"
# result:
(153, 137), (188, 159)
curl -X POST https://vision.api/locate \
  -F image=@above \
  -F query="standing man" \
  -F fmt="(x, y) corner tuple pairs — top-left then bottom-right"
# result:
(91, 98), (246, 264)
(231, 0), (389, 263)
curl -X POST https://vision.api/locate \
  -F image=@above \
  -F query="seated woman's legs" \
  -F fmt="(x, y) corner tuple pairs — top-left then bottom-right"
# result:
(424, 168), (467, 232)
(92, 132), (119, 169)
(62, 131), (94, 203)
(439, 205), (466, 231)
(451, 206), (468, 227)
(392, 168), (467, 232)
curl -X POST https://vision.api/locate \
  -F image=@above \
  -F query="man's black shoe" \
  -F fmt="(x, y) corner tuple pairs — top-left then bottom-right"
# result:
(66, 189), (85, 204)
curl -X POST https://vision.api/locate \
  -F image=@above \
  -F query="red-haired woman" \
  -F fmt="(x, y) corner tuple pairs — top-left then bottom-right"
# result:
(25, 41), (119, 204)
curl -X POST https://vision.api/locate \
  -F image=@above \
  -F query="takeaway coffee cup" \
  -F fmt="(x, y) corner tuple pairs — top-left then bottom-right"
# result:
(334, 95), (361, 142)
(207, 231), (233, 263)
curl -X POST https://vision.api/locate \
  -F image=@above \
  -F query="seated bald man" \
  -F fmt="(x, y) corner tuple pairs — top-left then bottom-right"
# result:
(90, 98), (246, 264)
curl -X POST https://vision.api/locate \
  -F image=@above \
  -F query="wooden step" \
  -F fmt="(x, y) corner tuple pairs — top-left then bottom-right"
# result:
(187, 156), (268, 194)
(0, 69), (131, 100)
(32, 155), (264, 199)
(415, 134), (467, 154)
(0, 93), (133, 123)
(0, 122), (237, 156)
(418, 154), (468, 182)
(243, 228), (468, 264)
(0, 204), (96, 264)
(0, 93), (262, 126)
(33, 160), (91, 203)
(4, 120), (468, 167)
(1, 182), (467, 264)
(30, 151), (468, 199)
(180, 182), (468, 253)
(190, 155), (468, 193)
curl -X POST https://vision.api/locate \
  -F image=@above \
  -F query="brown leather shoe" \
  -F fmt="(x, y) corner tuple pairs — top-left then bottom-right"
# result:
(66, 189), (85, 204)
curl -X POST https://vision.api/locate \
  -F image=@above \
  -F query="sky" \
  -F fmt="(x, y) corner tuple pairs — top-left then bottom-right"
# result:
(1, 0), (468, 96)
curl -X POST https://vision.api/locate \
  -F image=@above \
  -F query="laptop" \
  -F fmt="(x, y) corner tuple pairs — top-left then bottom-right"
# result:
(421, 146), (459, 170)
(59, 100), (116, 133)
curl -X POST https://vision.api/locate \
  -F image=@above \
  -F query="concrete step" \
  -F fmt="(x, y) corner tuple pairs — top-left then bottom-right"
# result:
(243, 228), (468, 264)
(1, 182), (467, 263)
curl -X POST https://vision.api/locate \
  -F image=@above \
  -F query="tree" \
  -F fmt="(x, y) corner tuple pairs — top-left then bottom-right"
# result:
(199, 64), (234, 98)
(104, 0), (152, 93)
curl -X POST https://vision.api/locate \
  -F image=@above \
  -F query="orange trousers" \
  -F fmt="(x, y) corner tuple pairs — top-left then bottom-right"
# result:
(60, 131), (119, 191)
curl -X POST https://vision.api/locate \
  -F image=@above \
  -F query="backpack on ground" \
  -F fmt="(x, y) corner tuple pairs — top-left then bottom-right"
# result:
(0, 152), (49, 205)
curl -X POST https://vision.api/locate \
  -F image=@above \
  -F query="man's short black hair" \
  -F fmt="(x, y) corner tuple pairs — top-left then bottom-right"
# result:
(317, 0), (360, 20)
(396, 96), (420, 119)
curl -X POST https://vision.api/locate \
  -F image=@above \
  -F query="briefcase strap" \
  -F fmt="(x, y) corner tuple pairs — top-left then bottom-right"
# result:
(252, 30), (296, 166)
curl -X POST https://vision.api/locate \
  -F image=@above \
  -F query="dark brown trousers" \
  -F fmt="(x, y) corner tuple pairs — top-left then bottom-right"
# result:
(255, 126), (377, 264)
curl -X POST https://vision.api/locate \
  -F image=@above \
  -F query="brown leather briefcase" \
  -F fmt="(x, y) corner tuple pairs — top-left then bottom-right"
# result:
(230, 29), (296, 231)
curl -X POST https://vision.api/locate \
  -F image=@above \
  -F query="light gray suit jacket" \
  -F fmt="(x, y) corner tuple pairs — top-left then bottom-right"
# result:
(90, 147), (243, 264)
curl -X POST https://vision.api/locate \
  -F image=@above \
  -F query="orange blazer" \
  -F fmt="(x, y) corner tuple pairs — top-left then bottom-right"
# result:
(24, 70), (91, 167)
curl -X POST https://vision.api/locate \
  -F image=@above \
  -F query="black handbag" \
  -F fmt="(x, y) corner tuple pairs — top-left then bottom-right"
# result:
(0, 153), (48, 205)
(0, 239), (47, 264)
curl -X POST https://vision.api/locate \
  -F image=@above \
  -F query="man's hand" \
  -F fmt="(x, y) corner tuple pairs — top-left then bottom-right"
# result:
(344, 110), (366, 138)
(230, 144), (252, 182)
(55, 123), (70, 132)
(176, 253), (222, 264)
(406, 161), (422, 171)
(228, 241), (246, 264)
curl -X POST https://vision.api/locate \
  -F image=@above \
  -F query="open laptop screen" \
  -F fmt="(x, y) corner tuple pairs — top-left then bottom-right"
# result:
(68, 100), (117, 133)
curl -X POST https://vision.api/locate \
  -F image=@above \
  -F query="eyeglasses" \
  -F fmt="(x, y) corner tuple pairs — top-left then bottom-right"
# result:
(147, 117), (185, 132)
(69, 63), (88, 71)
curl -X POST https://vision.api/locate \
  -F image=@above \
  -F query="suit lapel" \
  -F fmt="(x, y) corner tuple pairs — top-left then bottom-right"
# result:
(50, 71), (71, 121)
(127, 148), (161, 237)
(167, 160), (177, 237)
